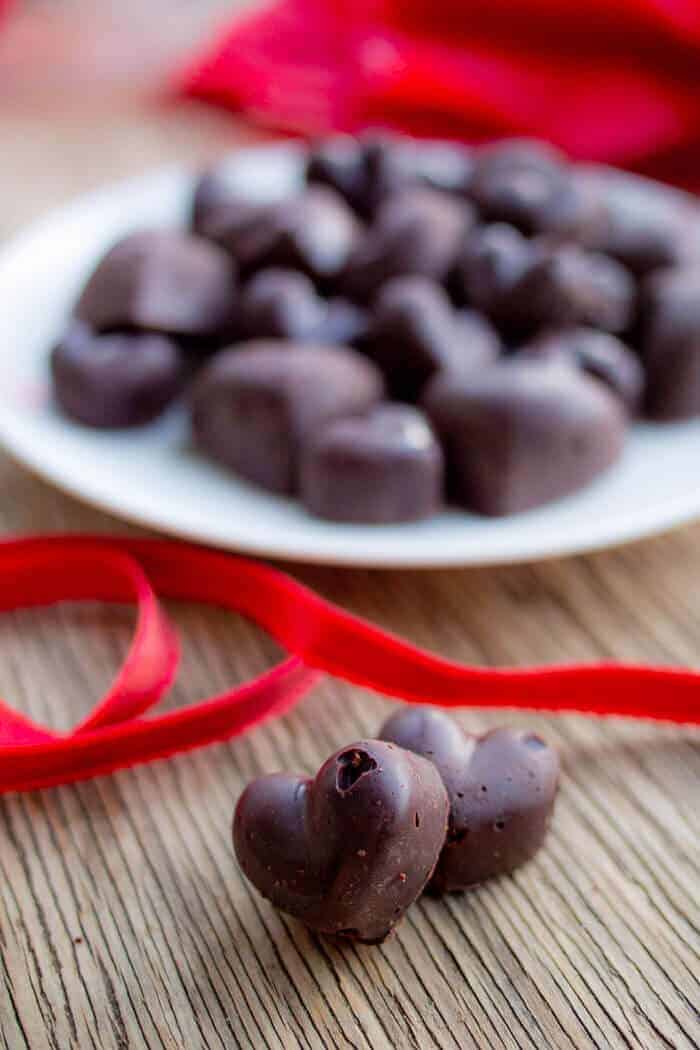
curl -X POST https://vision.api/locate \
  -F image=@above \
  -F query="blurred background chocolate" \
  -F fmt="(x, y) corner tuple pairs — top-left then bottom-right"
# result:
(300, 403), (444, 523)
(423, 360), (627, 515)
(641, 267), (700, 419)
(51, 322), (184, 428)
(191, 342), (384, 494)
(341, 186), (474, 302)
(362, 276), (501, 402)
(75, 230), (237, 338)
(520, 327), (644, 413)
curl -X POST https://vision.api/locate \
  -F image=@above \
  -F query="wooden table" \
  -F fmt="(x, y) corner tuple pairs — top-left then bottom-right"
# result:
(0, 87), (698, 1050)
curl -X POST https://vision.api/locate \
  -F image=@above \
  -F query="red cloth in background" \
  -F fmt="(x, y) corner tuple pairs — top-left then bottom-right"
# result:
(180, 0), (700, 189)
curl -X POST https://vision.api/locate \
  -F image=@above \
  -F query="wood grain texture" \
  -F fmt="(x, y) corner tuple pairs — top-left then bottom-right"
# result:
(0, 46), (698, 1050)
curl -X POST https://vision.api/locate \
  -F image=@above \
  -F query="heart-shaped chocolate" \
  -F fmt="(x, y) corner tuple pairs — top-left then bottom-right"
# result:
(423, 359), (627, 515)
(233, 740), (449, 942)
(379, 708), (560, 893)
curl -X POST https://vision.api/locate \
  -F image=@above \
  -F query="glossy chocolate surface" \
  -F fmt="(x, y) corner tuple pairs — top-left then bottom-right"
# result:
(379, 707), (560, 891)
(233, 739), (449, 942)
(423, 360), (627, 515)
(301, 403), (444, 523)
(191, 342), (384, 494)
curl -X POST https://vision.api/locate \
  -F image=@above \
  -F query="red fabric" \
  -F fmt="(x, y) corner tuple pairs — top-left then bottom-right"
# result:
(179, 0), (700, 189)
(0, 535), (698, 795)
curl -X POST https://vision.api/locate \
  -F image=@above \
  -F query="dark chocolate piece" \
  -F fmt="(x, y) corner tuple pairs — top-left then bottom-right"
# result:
(641, 266), (700, 420)
(423, 360), (627, 515)
(74, 231), (236, 338)
(469, 138), (597, 238)
(51, 322), (184, 428)
(306, 134), (372, 215)
(449, 223), (535, 329)
(191, 342), (384, 493)
(238, 269), (327, 341)
(307, 133), (473, 218)
(577, 169), (689, 276)
(233, 740), (449, 942)
(510, 246), (635, 334)
(209, 186), (361, 285)
(363, 276), (500, 402)
(379, 708), (560, 892)
(300, 403), (444, 523)
(342, 187), (474, 302)
(520, 327), (644, 413)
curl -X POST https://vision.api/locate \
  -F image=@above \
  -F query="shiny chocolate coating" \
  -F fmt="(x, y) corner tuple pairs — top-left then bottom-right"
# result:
(74, 231), (236, 338)
(363, 276), (501, 402)
(307, 134), (473, 219)
(450, 223), (535, 328)
(206, 186), (362, 284)
(423, 360), (627, 515)
(379, 707), (560, 892)
(51, 322), (184, 428)
(300, 403), (444, 523)
(342, 187), (474, 302)
(238, 269), (327, 341)
(641, 266), (700, 420)
(578, 169), (689, 276)
(510, 246), (635, 334)
(233, 740), (450, 943)
(520, 327), (644, 414)
(191, 342), (384, 494)
(469, 138), (595, 238)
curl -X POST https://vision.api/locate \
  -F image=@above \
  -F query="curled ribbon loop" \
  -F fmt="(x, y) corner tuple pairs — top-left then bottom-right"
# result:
(0, 535), (697, 795)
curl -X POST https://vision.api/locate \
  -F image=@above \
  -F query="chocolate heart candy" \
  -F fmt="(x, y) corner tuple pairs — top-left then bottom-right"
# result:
(191, 342), (384, 494)
(379, 707), (560, 892)
(641, 266), (700, 420)
(469, 139), (594, 238)
(520, 327), (644, 414)
(577, 169), (689, 276)
(307, 134), (372, 216)
(510, 246), (635, 334)
(238, 269), (328, 341)
(363, 276), (500, 402)
(342, 187), (474, 302)
(75, 231), (236, 338)
(51, 322), (184, 428)
(206, 187), (362, 285)
(192, 151), (303, 238)
(307, 134), (473, 218)
(300, 403), (444, 523)
(233, 740), (450, 942)
(423, 359), (627, 515)
(449, 223), (535, 328)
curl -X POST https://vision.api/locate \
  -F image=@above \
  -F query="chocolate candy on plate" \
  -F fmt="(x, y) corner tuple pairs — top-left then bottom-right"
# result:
(74, 231), (236, 339)
(51, 322), (184, 428)
(362, 276), (501, 402)
(191, 342), (384, 494)
(423, 359), (627, 515)
(300, 403), (444, 523)
(641, 266), (700, 420)
(342, 186), (474, 302)
(233, 739), (449, 942)
(520, 327), (644, 414)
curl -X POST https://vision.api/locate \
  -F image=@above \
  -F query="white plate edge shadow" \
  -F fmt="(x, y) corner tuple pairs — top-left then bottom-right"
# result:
(0, 148), (699, 567)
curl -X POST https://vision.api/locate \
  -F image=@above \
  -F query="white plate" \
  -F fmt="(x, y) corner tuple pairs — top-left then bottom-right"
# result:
(1, 143), (700, 567)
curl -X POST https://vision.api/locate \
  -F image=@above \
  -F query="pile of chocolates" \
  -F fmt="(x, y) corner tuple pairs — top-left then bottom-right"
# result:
(233, 708), (560, 943)
(51, 134), (700, 521)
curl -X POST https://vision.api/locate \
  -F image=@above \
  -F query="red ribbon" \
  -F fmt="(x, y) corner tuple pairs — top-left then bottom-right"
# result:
(0, 534), (697, 795)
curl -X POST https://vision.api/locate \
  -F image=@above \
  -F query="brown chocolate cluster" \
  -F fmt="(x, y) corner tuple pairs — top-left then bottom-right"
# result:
(233, 707), (560, 943)
(51, 135), (700, 521)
